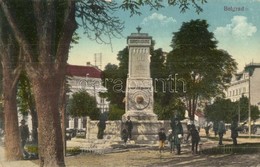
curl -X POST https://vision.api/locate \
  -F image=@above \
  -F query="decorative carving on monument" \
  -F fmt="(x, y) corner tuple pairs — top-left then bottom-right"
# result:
(128, 90), (152, 110)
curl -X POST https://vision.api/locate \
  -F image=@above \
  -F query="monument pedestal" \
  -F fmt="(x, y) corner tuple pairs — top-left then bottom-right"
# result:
(122, 112), (160, 142)
(121, 118), (170, 142)
(122, 111), (158, 121)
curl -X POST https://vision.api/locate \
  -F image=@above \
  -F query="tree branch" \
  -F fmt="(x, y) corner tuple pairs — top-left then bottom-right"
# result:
(0, 0), (33, 63)
(56, 0), (77, 69)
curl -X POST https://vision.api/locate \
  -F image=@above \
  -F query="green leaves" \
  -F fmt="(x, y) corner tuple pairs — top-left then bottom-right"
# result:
(120, 0), (206, 16)
(68, 91), (99, 120)
(167, 19), (237, 119)
(205, 96), (260, 123)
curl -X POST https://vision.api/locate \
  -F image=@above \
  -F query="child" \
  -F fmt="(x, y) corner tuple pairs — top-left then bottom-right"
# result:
(190, 125), (200, 154)
(121, 128), (128, 146)
(167, 129), (174, 153)
(158, 128), (167, 153)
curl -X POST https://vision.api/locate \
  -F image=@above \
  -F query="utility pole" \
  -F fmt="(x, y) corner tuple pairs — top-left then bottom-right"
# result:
(238, 99), (240, 124)
(248, 73), (251, 138)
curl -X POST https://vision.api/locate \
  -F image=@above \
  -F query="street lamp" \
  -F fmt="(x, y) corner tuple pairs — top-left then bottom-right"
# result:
(238, 98), (240, 124)
(248, 73), (251, 138)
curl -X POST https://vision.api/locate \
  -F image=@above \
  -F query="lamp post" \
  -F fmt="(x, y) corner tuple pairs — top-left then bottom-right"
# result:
(238, 99), (240, 124)
(248, 73), (251, 138)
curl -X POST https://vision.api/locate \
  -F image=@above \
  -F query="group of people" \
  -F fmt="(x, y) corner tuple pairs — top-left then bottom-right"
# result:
(158, 117), (200, 155)
(204, 118), (242, 146)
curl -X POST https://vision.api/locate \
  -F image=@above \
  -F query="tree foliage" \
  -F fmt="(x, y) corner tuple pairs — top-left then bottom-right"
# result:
(17, 72), (35, 115)
(108, 104), (125, 120)
(76, 0), (124, 45)
(17, 72), (38, 143)
(68, 91), (99, 120)
(120, 0), (207, 16)
(204, 97), (236, 123)
(167, 19), (237, 120)
(205, 96), (260, 123)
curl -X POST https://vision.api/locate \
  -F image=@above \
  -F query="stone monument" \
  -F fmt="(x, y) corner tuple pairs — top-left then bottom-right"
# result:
(122, 27), (166, 142)
(122, 26), (158, 121)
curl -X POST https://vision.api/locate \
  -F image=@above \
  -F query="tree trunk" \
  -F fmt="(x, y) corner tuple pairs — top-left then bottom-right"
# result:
(2, 61), (22, 160)
(31, 74), (65, 167)
(3, 82), (23, 160)
(0, 36), (23, 160)
(59, 80), (67, 157)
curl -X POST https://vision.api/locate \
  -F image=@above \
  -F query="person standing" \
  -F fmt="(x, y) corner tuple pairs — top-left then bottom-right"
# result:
(213, 121), (218, 137)
(186, 121), (196, 142)
(204, 122), (211, 137)
(218, 120), (226, 145)
(20, 119), (29, 158)
(190, 125), (200, 154)
(158, 128), (166, 153)
(125, 116), (133, 140)
(167, 129), (174, 153)
(97, 119), (106, 139)
(230, 118), (239, 145)
(121, 127), (128, 146)
(171, 117), (183, 155)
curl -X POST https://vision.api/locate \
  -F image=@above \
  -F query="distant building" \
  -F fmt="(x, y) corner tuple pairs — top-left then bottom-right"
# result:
(194, 111), (205, 128)
(224, 63), (260, 107)
(224, 63), (260, 124)
(66, 63), (109, 129)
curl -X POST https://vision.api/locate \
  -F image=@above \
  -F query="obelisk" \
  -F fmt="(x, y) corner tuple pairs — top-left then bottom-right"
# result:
(122, 27), (158, 121)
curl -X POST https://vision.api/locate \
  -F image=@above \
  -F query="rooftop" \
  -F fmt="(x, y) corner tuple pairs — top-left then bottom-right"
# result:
(66, 64), (102, 78)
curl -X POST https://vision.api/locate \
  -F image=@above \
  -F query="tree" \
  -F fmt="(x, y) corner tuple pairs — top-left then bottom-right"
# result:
(68, 91), (99, 120)
(0, 1), (77, 165)
(204, 97), (236, 123)
(101, 46), (129, 111)
(167, 19), (237, 121)
(204, 97), (260, 123)
(120, 0), (207, 16)
(107, 104), (125, 120)
(151, 48), (167, 97)
(238, 95), (260, 122)
(102, 63), (125, 110)
(0, 11), (23, 160)
(154, 98), (185, 120)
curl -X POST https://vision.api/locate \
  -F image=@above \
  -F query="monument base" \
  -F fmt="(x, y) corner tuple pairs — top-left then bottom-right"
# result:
(126, 120), (170, 141)
(122, 111), (158, 121)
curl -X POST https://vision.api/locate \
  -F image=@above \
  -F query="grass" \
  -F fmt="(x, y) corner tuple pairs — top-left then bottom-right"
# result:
(238, 135), (260, 139)
(66, 147), (81, 156)
(26, 145), (82, 157)
(206, 136), (233, 142)
(201, 143), (260, 155)
(26, 144), (38, 154)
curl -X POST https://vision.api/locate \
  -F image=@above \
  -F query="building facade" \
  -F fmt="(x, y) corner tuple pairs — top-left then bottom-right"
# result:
(66, 63), (109, 129)
(225, 63), (260, 107)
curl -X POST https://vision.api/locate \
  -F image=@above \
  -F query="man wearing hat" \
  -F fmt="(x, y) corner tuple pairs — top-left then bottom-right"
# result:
(20, 119), (29, 157)
(171, 117), (183, 155)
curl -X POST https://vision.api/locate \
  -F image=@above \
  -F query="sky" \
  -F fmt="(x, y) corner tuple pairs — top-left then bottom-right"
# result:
(68, 0), (260, 72)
